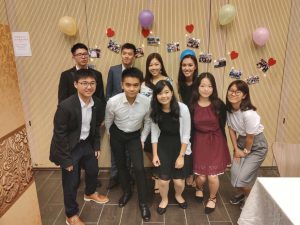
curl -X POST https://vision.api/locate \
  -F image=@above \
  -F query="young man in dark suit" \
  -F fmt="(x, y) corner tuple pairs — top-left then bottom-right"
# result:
(50, 69), (109, 225)
(58, 43), (106, 106)
(58, 43), (105, 188)
(105, 43), (136, 189)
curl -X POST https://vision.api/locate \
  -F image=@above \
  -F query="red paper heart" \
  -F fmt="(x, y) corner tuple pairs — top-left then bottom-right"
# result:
(268, 58), (276, 66)
(185, 24), (194, 33)
(106, 28), (115, 37)
(141, 28), (150, 38)
(230, 50), (239, 60)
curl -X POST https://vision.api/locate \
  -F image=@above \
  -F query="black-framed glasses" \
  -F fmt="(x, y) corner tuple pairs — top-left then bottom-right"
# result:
(74, 52), (89, 57)
(78, 82), (96, 88)
(228, 90), (242, 96)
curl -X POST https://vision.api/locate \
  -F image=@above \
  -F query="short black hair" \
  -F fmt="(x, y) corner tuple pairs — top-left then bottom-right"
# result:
(74, 69), (96, 82)
(121, 43), (136, 53)
(71, 43), (88, 54)
(121, 67), (143, 83)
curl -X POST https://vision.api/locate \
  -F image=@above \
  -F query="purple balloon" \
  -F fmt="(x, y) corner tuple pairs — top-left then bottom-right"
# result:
(139, 10), (154, 28)
(252, 27), (270, 47)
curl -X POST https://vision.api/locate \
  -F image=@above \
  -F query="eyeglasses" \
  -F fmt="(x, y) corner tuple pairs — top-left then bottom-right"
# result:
(78, 82), (96, 88)
(74, 52), (89, 57)
(228, 90), (242, 96)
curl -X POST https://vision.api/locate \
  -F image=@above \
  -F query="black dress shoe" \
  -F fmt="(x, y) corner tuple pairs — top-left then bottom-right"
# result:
(118, 192), (132, 207)
(175, 199), (188, 209)
(157, 206), (167, 215)
(107, 177), (119, 190)
(139, 203), (151, 222)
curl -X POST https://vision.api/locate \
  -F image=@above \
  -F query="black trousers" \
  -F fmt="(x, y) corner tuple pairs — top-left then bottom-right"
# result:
(61, 140), (98, 217)
(110, 123), (147, 203)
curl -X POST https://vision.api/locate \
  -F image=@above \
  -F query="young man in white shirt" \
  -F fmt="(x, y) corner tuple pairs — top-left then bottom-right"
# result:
(105, 67), (151, 222)
(105, 43), (136, 190)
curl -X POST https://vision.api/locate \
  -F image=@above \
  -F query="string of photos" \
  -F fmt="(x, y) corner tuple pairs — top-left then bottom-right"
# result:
(58, 4), (276, 85)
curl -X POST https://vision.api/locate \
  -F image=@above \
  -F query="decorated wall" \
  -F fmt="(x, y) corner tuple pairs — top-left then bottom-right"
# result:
(0, 1), (41, 222)
(2, 0), (299, 168)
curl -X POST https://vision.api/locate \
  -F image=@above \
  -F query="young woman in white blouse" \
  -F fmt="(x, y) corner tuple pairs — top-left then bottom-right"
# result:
(226, 80), (268, 209)
(151, 80), (191, 215)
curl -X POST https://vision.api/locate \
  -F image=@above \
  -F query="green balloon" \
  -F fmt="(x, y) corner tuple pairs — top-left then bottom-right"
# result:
(219, 4), (236, 26)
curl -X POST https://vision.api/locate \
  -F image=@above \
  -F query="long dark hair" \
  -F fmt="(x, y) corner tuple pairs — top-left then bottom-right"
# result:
(226, 80), (256, 112)
(150, 80), (180, 123)
(190, 72), (223, 117)
(145, 53), (168, 90)
(178, 54), (198, 96)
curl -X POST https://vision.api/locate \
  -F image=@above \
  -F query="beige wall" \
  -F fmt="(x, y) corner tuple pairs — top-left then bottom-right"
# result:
(276, 0), (300, 143)
(2, 0), (299, 167)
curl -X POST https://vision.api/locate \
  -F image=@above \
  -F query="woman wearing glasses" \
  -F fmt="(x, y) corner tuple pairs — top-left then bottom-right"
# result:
(226, 80), (268, 209)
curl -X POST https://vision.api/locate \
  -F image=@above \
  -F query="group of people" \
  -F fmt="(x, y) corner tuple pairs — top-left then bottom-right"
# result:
(49, 42), (268, 225)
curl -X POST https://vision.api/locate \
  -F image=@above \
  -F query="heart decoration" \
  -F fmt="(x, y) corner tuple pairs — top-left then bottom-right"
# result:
(106, 28), (115, 37)
(185, 24), (194, 33)
(268, 57), (276, 66)
(230, 50), (239, 60)
(141, 28), (150, 38)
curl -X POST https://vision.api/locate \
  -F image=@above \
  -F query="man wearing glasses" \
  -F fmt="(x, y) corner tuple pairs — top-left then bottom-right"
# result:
(50, 69), (109, 225)
(58, 43), (105, 188)
(58, 43), (105, 105)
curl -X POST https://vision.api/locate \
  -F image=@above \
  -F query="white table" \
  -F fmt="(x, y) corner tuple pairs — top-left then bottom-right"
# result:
(238, 177), (300, 225)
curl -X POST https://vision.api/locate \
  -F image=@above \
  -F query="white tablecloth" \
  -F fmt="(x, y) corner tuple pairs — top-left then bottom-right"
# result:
(238, 177), (300, 225)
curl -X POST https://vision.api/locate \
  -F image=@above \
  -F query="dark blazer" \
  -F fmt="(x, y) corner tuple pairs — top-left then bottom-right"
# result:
(58, 66), (106, 106)
(49, 94), (104, 168)
(106, 64), (123, 100)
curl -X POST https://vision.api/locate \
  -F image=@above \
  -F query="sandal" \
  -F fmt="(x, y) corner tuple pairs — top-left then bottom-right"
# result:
(195, 186), (204, 203)
(205, 196), (217, 214)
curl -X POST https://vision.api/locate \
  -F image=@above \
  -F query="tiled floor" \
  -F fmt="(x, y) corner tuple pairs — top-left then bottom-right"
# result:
(34, 168), (279, 225)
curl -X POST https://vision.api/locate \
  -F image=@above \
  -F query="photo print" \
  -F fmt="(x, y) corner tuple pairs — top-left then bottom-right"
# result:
(107, 40), (121, 53)
(199, 53), (212, 63)
(246, 75), (260, 85)
(135, 47), (144, 58)
(89, 48), (101, 58)
(147, 36), (160, 45)
(229, 68), (242, 79)
(167, 42), (180, 53)
(186, 37), (200, 49)
(256, 59), (269, 73)
(214, 58), (226, 68)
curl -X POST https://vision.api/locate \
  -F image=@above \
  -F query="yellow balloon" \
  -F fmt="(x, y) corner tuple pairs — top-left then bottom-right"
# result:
(219, 4), (236, 26)
(58, 16), (77, 36)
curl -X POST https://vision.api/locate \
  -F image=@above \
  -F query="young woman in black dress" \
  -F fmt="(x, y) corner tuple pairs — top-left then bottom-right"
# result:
(151, 80), (191, 215)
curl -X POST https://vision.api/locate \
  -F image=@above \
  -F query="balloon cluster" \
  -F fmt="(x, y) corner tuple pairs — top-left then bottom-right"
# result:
(58, 16), (77, 36)
(218, 4), (270, 47)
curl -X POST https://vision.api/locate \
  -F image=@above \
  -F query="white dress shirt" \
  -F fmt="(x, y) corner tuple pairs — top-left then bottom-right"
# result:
(79, 96), (94, 140)
(151, 102), (192, 155)
(105, 93), (151, 142)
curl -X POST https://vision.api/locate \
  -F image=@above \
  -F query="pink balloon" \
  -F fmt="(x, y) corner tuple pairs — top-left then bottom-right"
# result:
(139, 10), (154, 28)
(252, 27), (270, 47)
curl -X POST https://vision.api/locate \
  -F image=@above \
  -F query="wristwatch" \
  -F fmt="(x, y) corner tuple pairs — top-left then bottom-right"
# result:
(243, 148), (250, 154)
